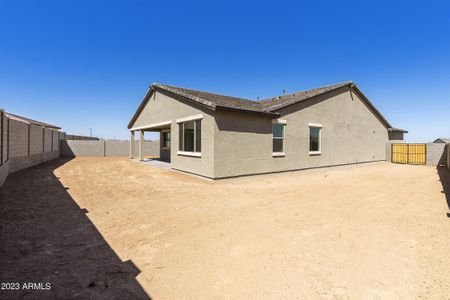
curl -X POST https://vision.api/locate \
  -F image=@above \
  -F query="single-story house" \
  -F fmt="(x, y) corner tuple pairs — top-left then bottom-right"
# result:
(433, 138), (450, 143)
(128, 81), (407, 179)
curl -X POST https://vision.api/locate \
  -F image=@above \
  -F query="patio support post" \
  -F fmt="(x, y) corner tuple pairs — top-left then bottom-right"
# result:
(139, 130), (144, 161)
(129, 131), (134, 159)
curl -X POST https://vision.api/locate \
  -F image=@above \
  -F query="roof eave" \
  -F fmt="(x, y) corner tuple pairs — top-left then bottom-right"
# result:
(388, 128), (408, 133)
(215, 105), (280, 117)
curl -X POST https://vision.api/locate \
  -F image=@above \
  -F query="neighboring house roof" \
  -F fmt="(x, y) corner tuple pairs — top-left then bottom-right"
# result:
(128, 81), (406, 133)
(5, 112), (61, 129)
(433, 138), (450, 143)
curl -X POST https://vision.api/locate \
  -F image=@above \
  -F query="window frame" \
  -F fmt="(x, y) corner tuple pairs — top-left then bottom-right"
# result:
(272, 119), (286, 157)
(308, 123), (322, 155)
(177, 116), (202, 157)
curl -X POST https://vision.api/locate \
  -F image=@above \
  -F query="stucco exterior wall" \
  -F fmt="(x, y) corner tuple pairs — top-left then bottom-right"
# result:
(213, 87), (390, 178)
(131, 91), (215, 178)
(388, 131), (405, 141)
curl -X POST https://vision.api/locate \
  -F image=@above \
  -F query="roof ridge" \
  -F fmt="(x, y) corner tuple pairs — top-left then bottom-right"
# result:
(259, 81), (353, 103)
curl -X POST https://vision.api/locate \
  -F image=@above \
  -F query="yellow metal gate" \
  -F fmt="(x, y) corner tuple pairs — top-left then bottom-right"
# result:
(391, 143), (426, 165)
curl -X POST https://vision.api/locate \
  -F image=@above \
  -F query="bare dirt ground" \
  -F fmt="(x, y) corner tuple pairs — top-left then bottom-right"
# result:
(1, 157), (449, 299)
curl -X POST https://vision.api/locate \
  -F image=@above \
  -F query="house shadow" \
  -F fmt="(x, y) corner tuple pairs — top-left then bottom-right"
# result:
(436, 166), (450, 218)
(0, 158), (151, 299)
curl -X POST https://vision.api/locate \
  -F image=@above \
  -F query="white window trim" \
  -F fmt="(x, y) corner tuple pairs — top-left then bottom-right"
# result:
(272, 121), (286, 156)
(309, 151), (322, 155)
(177, 151), (201, 157)
(161, 129), (171, 149)
(309, 123), (322, 155)
(176, 114), (203, 123)
(178, 120), (201, 156)
(272, 119), (287, 124)
(272, 152), (285, 157)
(130, 120), (172, 131)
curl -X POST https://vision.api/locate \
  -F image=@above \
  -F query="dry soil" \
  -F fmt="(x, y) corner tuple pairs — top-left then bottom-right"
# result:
(1, 157), (449, 299)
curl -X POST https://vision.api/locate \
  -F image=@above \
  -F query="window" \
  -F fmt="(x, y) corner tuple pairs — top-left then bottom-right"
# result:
(272, 123), (285, 154)
(178, 120), (201, 154)
(162, 131), (171, 149)
(309, 125), (322, 154)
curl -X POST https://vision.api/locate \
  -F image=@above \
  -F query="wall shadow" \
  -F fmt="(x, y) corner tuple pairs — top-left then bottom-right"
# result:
(0, 158), (151, 299)
(437, 166), (450, 218)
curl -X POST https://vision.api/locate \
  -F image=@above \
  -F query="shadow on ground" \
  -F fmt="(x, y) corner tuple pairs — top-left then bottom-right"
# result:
(0, 158), (151, 299)
(437, 167), (450, 218)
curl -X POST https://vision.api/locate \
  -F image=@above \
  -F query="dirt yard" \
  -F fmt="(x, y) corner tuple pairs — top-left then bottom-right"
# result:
(1, 158), (449, 299)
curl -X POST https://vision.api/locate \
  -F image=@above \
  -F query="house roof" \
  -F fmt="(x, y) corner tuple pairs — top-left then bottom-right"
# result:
(154, 84), (269, 115)
(128, 81), (405, 133)
(5, 112), (61, 129)
(259, 81), (353, 111)
(434, 138), (450, 143)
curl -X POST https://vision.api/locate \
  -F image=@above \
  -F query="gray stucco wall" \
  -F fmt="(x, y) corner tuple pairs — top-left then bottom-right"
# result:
(388, 131), (405, 141)
(131, 90), (215, 178)
(213, 87), (390, 178)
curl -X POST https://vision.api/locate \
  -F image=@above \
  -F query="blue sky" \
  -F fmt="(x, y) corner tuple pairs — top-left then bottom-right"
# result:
(1, 0), (449, 141)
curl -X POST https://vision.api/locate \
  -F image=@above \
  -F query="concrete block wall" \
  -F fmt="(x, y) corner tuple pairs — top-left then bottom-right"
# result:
(131, 141), (160, 157)
(0, 109), (62, 188)
(387, 142), (448, 166)
(53, 131), (59, 151)
(61, 140), (159, 157)
(8, 119), (29, 158)
(448, 144), (450, 169)
(65, 134), (99, 141)
(385, 142), (392, 163)
(447, 144), (450, 169)
(426, 143), (447, 166)
(1, 112), (7, 164)
(29, 124), (44, 155)
(61, 140), (105, 157)
(44, 128), (53, 153)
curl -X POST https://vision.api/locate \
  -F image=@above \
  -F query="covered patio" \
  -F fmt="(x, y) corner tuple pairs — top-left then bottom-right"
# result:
(129, 121), (171, 163)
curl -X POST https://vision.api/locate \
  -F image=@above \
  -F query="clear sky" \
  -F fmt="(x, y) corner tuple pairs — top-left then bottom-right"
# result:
(1, 0), (449, 142)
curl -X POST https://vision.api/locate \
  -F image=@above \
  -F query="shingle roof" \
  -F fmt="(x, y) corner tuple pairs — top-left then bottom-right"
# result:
(129, 81), (404, 132)
(154, 84), (266, 114)
(434, 138), (450, 143)
(259, 81), (353, 111)
(5, 112), (61, 129)
(154, 81), (353, 114)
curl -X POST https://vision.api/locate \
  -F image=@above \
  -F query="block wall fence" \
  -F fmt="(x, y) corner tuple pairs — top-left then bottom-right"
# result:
(0, 109), (160, 188)
(386, 142), (448, 166)
(448, 144), (450, 169)
(0, 110), (63, 187)
(60, 140), (159, 157)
